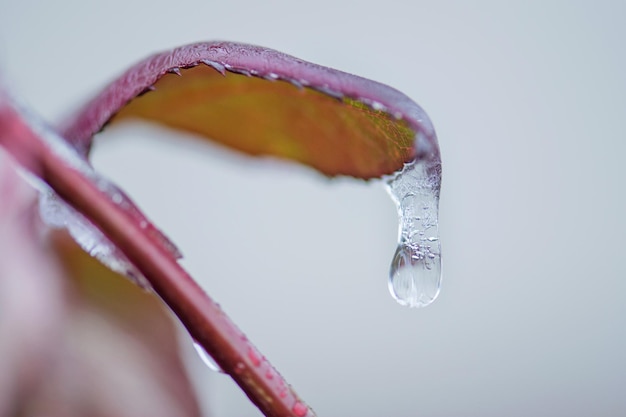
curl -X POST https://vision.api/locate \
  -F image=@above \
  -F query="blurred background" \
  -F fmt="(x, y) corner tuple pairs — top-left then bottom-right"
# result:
(1, 1), (625, 416)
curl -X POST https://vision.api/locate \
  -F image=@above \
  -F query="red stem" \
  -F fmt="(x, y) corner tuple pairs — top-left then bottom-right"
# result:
(0, 104), (313, 417)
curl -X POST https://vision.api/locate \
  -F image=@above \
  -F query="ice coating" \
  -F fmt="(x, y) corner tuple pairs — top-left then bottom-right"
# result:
(386, 148), (442, 308)
(32, 113), (182, 261)
(193, 341), (223, 373)
(0, 95), (181, 289)
(28, 114), (155, 287)
(39, 189), (150, 288)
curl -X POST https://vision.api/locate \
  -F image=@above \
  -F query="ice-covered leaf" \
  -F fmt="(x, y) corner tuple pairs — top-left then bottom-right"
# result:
(61, 41), (438, 178)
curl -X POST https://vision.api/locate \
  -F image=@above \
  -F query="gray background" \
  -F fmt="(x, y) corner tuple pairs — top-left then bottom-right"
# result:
(1, 1), (625, 416)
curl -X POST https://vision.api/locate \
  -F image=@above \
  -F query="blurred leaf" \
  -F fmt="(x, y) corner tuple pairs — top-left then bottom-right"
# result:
(61, 41), (438, 178)
(0, 151), (201, 417)
(44, 231), (203, 417)
(0, 150), (66, 417)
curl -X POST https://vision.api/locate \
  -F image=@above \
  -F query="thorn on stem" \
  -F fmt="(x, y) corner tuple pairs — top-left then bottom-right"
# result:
(167, 67), (182, 76)
(312, 85), (343, 101)
(227, 67), (252, 77)
(138, 85), (156, 96)
(286, 78), (304, 90)
(263, 72), (279, 81)
(201, 60), (226, 76)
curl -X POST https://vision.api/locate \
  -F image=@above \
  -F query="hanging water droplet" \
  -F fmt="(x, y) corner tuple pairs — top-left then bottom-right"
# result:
(193, 341), (223, 373)
(386, 153), (442, 308)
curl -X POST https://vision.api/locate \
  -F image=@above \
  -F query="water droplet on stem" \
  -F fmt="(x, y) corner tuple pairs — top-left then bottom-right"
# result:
(292, 401), (309, 417)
